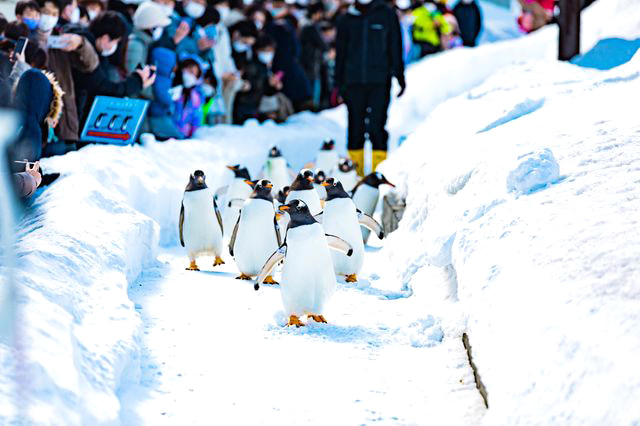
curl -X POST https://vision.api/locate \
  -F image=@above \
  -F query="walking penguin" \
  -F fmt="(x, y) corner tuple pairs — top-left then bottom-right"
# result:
(352, 172), (395, 243)
(285, 169), (323, 216)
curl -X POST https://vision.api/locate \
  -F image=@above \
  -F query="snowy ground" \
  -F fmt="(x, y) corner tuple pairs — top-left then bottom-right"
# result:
(2, 0), (640, 424)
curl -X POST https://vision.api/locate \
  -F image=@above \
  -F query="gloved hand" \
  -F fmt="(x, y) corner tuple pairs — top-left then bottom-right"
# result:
(397, 76), (406, 98)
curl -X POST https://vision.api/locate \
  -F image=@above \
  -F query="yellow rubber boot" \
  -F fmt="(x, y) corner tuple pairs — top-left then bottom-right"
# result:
(372, 150), (388, 172)
(348, 149), (365, 177)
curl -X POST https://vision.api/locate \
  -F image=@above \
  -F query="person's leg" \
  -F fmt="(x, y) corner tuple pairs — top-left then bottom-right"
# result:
(367, 83), (392, 172)
(345, 85), (369, 177)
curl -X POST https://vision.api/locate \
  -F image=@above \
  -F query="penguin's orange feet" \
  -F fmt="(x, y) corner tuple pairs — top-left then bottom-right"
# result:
(345, 274), (358, 283)
(186, 261), (200, 271)
(307, 314), (327, 323)
(262, 275), (279, 285)
(236, 273), (252, 280)
(213, 256), (225, 267)
(287, 315), (304, 327)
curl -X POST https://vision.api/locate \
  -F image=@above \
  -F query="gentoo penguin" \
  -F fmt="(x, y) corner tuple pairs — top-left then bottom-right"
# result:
(179, 170), (225, 270)
(320, 178), (384, 282)
(276, 185), (290, 205)
(255, 200), (353, 327)
(334, 158), (359, 193)
(285, 169), (322, 216)
(220, 165), (253, 237)
(262, 146), (294, 193)
(352, 172), (395, 243)
(315, 139), (339, 175)
(313, 169), (327, 200)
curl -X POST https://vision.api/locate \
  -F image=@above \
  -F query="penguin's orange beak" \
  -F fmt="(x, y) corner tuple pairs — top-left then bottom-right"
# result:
(306, 177), (314, 182)
(278, 205), (290, 212)
(321, 182), (331, 187)
(265, 183), (273, 189)
(244, 180), (254, 186)
(227, 165), (237, 171)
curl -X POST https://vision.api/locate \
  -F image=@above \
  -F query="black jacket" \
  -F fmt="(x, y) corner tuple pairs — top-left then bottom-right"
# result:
(453, 1), (482, 47)
(335, 1), (405, 88)
(300, 22), (327, 81)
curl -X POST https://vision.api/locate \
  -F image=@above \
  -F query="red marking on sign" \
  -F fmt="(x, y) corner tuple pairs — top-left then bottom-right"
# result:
(87, 131), (130, 140)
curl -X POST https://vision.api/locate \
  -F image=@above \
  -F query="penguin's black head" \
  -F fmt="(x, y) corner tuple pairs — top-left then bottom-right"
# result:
(247, 179), (274, 200)
(313, 169), (326, 184)
(186, 170), (208, 191)
(363, 172), (395, 188)
(290, 169), (315, 190)
(278, 200), (316, 229)
(321, 139), (335, 151)
(338, 158), (355, 173)
(269, 146), (282, 158)
(227, 164), (251, 180)
(277, 185), (290, 204)
(322, 177), (350, 200)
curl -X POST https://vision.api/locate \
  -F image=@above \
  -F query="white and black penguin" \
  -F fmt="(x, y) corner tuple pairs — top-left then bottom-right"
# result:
(229, 179), (282, 283)
(221, 165), (253, 237)
(179, 170), (225, 270)
(285, 169), (322, 216)
(334, 158), (359, 193)
(313, 169), (328, 200)
(315, 139), (339, 175)
(320, 178), (384, 282)
(352, 172), (395, 243)
(262, 146), (294, 193)
(255, 200), (353, 327)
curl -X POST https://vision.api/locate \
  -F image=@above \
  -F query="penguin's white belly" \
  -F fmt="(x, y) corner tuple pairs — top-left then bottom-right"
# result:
(183, 189), (223, 259)
(281, 224), (336, 316)
(222, 179), (253, 237)
(335, 170), (359, 192)
(264, 158), (291, 192)
(352, 184), (380, 242)
(323, 198), (365, 276)
(286, 189), (322, 216)
(234, 199), (280, 276)
(316, 151), (339, 175)
(314, 183), (327, 200)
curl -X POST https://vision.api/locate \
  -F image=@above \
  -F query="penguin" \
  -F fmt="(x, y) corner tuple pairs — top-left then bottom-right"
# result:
(220, 165), (253, 237)
(313, 169), (327, 200)
(255, 200), (353, 327)
(352, 172), (395, 243)
(315, 139), (339, 175)
(179, 170), (225, 270)
(333, 158), (359, 193)
(261, 146), (295, 193)
(285, 169), (322, 216)
(319, 178), (384, 282)
(229, 179), (282, 283)
(276, 185), (290, 205)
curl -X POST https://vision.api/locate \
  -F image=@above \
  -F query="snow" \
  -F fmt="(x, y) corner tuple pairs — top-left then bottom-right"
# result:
(506, 148), (560, 195)
(2, 0), (640, 423)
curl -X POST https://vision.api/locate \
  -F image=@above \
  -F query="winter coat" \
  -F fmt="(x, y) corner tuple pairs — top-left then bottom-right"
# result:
(300, 22), (327, 82)
(453, 1), (482, 47)
(126, 27), (153, 73)
(412, 4), (451, 47)
(72, 31), (144, 126)
(233, 58), (279, 124)
(335, 2), (405, 88)
(265, 20), (312, 104)
(13, 171), (38, 197)
(149, 47), (177, 117)
(173, 87), (204, 138)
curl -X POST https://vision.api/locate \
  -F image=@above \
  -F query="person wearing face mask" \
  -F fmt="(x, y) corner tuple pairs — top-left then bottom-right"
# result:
(33, 0), (101, 149)
(148, 46), (185, 139)
(72, 11), (156, 126)
(57, 0), (81, 28)
(79, 0), (104, 22)
(174, 5), (220, 58)
(15, 0), (41, 35)
(255, 35), (294, 122)
(172, 56), (205, 137)
(335, 0), (406, 176)
(126, 1), (172, 74)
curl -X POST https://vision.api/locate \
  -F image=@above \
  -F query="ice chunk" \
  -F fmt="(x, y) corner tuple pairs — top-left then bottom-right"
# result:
(507, 149), (560, 195)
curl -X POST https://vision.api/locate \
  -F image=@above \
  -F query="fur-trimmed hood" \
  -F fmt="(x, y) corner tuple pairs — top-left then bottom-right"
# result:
(43, 70), (64, 128)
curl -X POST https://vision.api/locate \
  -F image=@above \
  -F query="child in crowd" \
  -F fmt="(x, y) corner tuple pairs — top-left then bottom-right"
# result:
(173, 56), (206, 138)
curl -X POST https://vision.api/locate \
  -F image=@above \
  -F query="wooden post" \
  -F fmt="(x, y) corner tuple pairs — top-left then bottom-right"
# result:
(558, 0), (581, 61)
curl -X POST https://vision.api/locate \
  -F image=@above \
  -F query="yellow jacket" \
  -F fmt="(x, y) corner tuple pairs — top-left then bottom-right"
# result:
(412, 5), (451, 46)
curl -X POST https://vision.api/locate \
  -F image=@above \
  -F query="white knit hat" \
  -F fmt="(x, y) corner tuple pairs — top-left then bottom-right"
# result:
(133, 1), (172, 29)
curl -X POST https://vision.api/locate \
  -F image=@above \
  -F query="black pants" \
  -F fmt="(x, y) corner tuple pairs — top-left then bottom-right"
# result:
(344, 83), (391, 152)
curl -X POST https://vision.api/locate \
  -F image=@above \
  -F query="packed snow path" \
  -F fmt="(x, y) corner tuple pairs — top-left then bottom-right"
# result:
(119, 245), (486, 425)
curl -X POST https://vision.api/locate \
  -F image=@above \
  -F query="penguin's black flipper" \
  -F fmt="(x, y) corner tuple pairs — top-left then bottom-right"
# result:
(313, 211), (324, 224)
(229, 213), (241, 256)
(179, 203), (185, 247)
(213, 197), (224, 234)
(325, 234), (353, 256)
(357, 211), (385, 240)
(256, 245), (287, 289)
(274, 215), (282, 247)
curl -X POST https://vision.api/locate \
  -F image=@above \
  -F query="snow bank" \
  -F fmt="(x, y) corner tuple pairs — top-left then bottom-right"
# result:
(378, 2), (640, 423)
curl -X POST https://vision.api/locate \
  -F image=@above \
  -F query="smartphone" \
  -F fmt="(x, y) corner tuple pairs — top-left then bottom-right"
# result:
(15, 37), (28, 56)
(136, 63), (155, 78)
(47, 35), (68, 49)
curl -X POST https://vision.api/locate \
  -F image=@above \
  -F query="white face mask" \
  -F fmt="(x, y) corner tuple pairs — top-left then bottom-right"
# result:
(202, 83), (215, 97)
(159, 3), (174, 16)
(152, 26), (164, 40)
(257, 51), (274, 64)
(185, 1), (205, 18)
(358, 0), (373, 4)
(243, 0), (254, 5)
(101, 41), (118, 56)
(87, 9), (99, 21)
(70, 7), (80, 23)
(38, 14), (58, 32)
(216, 5), (230, 20)
(233, 41), (249, 52)
(461, 0), (474, 3)
(182, 71), (198, 88)
(254, 20), (263, 30)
